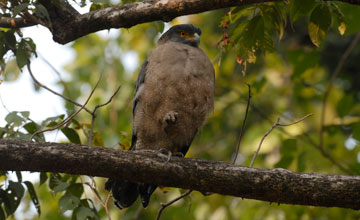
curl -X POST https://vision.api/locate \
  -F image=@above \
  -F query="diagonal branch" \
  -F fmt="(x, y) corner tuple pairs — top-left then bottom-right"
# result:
(0, 138), (359, 210)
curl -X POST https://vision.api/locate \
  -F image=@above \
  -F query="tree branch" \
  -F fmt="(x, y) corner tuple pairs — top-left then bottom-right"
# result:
(0, 17), (36, 28)
(2, 0), (359, 44)
(0, 139), (359, 210)
(40, 0), (280, 44)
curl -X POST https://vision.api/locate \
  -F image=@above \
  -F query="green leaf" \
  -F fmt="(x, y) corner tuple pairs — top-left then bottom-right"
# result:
(244, 15), (264, 48)
(4, 32), (16, 48)
(16, 46), (29, 69)
(0, 189), (11, 217)
(236, 15), (264, 62)
(12, 3), (30, 16)
(4, 181), (25, 215)
(49, 174), (70, 192)
(19, 111), (30, 119)
(26, 38), (37, 57)
(8, 181), (25, 198)
(75, 206), (96, 220)
(39, 172), (48, 186)
(352, 123), (360, 141)
(336, 94), (354, 118)
(61, 127), (81, 144)
(23, 122), (39, 134)
(5, 111), (24, 126)
(58, 192), (80, 213)
(290, 0), (317, 22)
(23, 181), (41, 216)
(68, 183), (84, 198)
(41, 114), (65, 127)
(308, 5), (332, 47)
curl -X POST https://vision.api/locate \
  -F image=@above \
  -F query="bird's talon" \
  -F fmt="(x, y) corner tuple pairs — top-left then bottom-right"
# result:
(163, 111), (178, 124)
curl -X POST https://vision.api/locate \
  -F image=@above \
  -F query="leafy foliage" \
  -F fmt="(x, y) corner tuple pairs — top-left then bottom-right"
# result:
(0, 1), (40, 72)
(1, 0), (360, 219)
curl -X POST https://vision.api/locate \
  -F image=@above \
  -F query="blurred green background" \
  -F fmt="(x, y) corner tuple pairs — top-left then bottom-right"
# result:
(1, 0), (360, 219)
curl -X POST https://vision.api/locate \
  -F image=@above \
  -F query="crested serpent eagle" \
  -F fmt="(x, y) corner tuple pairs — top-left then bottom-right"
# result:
(105, 24), (215, 209)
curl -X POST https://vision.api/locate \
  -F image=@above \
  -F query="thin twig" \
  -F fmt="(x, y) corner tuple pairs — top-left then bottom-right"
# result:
(104, 192), (112, 218)
(87, 85), (121, 147)
(233, 83), (251, 164)
(319, 32), (360, 149)
(250, 118), (280, 168)
(29, 64), (102, 141)
(250, 114), (313, 168)
(85, 182), (112, 220)
(277, 113), (313, 127)
(27, 61), (92, 114)
(156, 190), (193, 220)
(251, 104), (353, 174)
(39, 54), (72, 98)
(93, 86), (121, 112)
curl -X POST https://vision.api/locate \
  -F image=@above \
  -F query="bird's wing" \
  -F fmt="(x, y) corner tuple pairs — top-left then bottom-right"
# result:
(133, 59), (148, 115)
(130, 59), (148, 150)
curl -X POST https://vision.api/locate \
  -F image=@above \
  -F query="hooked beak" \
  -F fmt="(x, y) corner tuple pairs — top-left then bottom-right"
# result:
(193, 33), (200, 46)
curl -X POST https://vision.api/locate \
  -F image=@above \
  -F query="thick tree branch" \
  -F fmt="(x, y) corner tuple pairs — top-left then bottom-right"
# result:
(0, 139), (359, 210)
(38, 0), (279, 44)
(2, 0), (360, 43)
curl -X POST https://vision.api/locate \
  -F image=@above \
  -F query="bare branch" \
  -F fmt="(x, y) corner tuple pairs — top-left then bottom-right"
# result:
(277, 113), (313, 127)
(39, 54), (72, 98)
(85, 182), (112, 220)
(29, 67), (102, 141)
(88, 85), (121, 147)
(251, 105), (353, 174)
(250, 114), (313, 167)
(250, 118), (280, 168)
(27, 61), (92, 114)
(156, 190), (193, 220)
(0, 138), (359, 210)
(233, 83), (251, 164)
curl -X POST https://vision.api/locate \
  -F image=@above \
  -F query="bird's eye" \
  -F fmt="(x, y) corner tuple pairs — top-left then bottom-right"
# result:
(180, 32), (186, 37)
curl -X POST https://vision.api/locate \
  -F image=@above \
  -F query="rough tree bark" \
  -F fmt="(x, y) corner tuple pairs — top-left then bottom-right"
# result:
(1, 0), (359, 44)
(0, 139), (359, 210)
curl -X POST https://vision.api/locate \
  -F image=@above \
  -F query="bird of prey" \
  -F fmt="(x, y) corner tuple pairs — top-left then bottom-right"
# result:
(105, 24), (215, 209)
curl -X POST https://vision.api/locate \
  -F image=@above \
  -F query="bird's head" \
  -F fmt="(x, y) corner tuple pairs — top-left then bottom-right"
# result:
(158, 24), (202, 47)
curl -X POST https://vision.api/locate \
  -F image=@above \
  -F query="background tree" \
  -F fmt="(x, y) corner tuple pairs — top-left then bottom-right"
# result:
(1, 0), (360, 219)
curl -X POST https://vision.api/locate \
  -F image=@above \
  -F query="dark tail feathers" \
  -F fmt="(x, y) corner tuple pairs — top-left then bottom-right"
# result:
(139, 184), (157, 208)
(105, 178), (157, 209)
